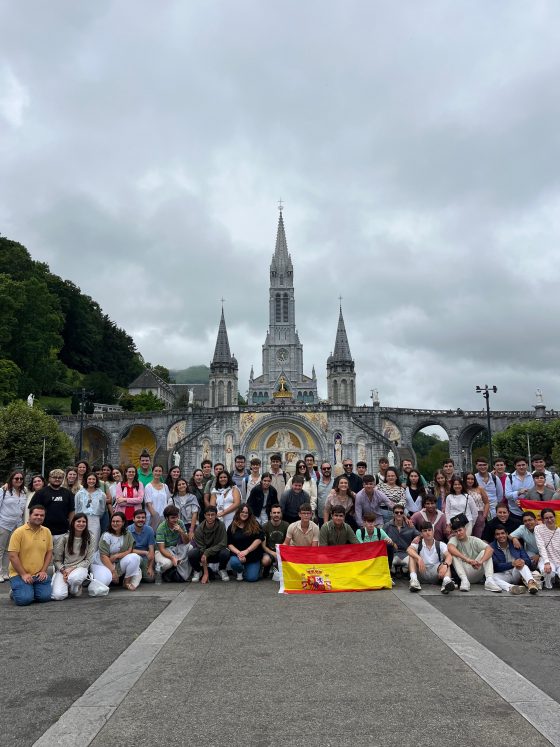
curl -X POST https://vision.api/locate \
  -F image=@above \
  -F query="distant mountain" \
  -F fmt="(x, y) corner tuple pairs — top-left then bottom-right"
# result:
(170, 365), (210, 385)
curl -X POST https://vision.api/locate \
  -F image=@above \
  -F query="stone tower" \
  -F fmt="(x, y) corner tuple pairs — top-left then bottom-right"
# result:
(209, 307), (238, 407)
(248, 209), (318, 404)
(327, 304), (356, 405)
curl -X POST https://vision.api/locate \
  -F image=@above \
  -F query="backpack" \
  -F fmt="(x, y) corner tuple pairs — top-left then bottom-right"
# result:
(416, 538), (442, 563)
(359, 526), (381, 542)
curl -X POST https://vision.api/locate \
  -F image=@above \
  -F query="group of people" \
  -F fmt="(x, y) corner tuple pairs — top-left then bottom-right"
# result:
(1, 448), (559, 605)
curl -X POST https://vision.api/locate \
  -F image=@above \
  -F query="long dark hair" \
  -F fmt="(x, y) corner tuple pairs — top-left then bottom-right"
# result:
(406, 470), (427, 499)
(294, 460), (312, 481)
(122, 465), (139, 490)
(165, 467), (182, 495)
(7, 470), (26, 493)
(231, 504), (261, 535)
(109, 511), (127, 536)
(215, 470), (234, 489)
(68, 512), (91, 556)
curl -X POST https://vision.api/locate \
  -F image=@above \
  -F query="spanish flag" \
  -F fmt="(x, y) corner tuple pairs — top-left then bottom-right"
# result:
(277, 542), (392, 594)
(520, 499), (560, 527)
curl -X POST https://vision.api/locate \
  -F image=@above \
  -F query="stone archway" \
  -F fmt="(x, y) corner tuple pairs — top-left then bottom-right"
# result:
(459, 421), (489, 471)
(81, 426), (111, 467)
(240, 415), (328, 477)
(119, 424), (158, 467)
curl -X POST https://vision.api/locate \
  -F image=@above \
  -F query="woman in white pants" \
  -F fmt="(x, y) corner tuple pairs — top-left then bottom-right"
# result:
(535, 508), (560, 590)
(91, 512), (141, 590)
(75, 473), (109, 550)
(51, 513), (95, 600)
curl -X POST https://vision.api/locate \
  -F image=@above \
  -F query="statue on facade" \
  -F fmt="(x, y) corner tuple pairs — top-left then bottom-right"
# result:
(188, 388), (194, 406)
(225, 433), (234, 472)
(172, 450), (181, 467)
(27, 393), (34, 408)
(536, 388), (544, 405)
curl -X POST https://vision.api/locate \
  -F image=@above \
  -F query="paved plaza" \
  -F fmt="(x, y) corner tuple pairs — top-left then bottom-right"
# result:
(2, 580), (560, 747)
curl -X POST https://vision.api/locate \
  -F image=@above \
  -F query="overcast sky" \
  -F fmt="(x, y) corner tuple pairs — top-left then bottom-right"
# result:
(1, 1), (559, 413)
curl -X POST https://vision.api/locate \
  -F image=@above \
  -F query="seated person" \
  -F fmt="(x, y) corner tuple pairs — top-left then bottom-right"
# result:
(284, 503), (319, 547)
(129, 509), (155, 583)
(483, 503), (521, 542)
(261, 504), (289, 578)
(509, 511), (540, 574)
(534, 508), (560, 590)
(526, 471), (556, 501)
(447, 514), (501, 593)
(188, 505), (229, 584)
(281, 476), (311, 524)
(407, 521), (455, 594)
(228, 505), (265, 582)
(411, 495), (449, 541)
(319, 505), (359, 546)
(155, 505), (191, 581)
(490, 526), (537, 594)
(8, 504), (53, 606)
(91, 511), (141, 591)
(247, 473), (278, 526)
(383, 505), (419, 576)
(51, 513), (95, 600)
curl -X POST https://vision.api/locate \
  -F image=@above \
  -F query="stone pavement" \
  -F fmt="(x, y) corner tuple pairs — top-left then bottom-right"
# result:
(1, 580), (560, 747)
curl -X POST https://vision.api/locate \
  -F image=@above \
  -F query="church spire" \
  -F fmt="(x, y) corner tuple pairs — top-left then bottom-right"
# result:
(212, 307), (233, 364)
(270, 204), (293, 280)
(332, 305), (353, 363)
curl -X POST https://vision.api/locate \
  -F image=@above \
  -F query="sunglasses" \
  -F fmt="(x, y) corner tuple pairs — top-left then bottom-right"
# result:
(394, 511), (404, 515)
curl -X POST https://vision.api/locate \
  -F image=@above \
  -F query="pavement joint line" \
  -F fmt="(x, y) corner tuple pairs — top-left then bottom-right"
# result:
(32, 588), (203, 747)
(393, 589), (560, 747)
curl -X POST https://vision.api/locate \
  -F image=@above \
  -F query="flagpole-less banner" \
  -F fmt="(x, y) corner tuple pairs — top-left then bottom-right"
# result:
(276, 542), (392, 594)
(520, 499), (560, 526)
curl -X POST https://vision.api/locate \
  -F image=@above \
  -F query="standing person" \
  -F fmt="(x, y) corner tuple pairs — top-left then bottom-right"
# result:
(354, 476), (395, 528)
(323, 477), (356, 529)
(400, 459), (427, 487)
(62, 467), (80, 495)
(284, 503), (320, 547)
(210, 471), (241, 529)
(203, 462), (225, 506)
(493, 458), (509, 494)
(505, 457), (535, 520)
(317, 462), (334, 526)
(170, 478), (199, 541)
(201, 459), (213, 485)
(534, 508), (560, 590)
(269, 453), (288, 496)
(25, 474), (45, 522)
(280, 476), (311, 525)
(165, 466), (182, 497)
(188, 505), (230, 584)
(319, 506), (359, 546)
(75, 461), (90, 490)
(91, 511), (141, 591)
(356, 461), (368, 481)
(242, 458), (263, 502)
(404, 470), (427, 515)
(430, 470), (448, 512)
(114, 466), (144, 525)
(51, 513), (95, 600)
(376, 457), (389, 485)
(7, 504), (53, 606)
(304, 453), (319, 482)
(144, 464), (172, 531)
(109, 468), (123, 506)
(228, 505), (265, 582)
(247, 473), (277, 526)
(334, 459), (363, 493)
(189, 468), (206, 515)
(444, 476), (478, 536)
(475, 458), (504, 519)
(155, 505), (191, 581)
(29, 469), (75, 540)
(376, 467), (406, 524)
(138, 449), (153, 488)
(74, 473), (109, 549)
(464, 472), (490, 539)
(0, 470), (28, 582)
(129, 509), (156, 583)
(526, 472), (556, 501)
(442, 459), (455, 487)
(231, 455), (249, 492)
(285, 461), (318, 511)
(531, 454), (560, 491)
(261, 504), (289, 578)
(447, 515), (501, 592)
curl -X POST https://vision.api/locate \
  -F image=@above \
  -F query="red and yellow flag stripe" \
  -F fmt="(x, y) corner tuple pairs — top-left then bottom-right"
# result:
(277, 542), (392, 594)
(520, 499), (560, 527)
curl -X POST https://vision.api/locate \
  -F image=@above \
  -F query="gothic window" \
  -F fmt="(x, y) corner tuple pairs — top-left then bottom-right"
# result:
(252, 392), (258, 402)
(227, 381), (233, 405)
(332, 380), (338, 403)
(340, 379), (348, 404)
(350, 380), (355, 405)
(275, 293), (281, 322)
(282, 292), (289, 322)
(211, 381), (216, 407)
(218, 381), (225, 406)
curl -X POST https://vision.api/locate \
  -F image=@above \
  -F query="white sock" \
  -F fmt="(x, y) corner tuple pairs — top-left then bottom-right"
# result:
(443, 576), (451, 584)
(410, 572), (418, 581)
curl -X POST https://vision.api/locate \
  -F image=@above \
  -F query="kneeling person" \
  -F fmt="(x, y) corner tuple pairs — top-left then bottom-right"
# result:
(262, 504), (289, 578)
(407, 522), (455, 594)
(155, 505), (191, 581)
(319, 506), (358, 546)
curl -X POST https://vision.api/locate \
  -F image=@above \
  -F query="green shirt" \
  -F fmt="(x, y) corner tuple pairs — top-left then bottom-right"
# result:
(319, 520), (358, 546)
(138, 470), (153, 488)
(155, 520), (187, 548)
(356, 526), (390, 543)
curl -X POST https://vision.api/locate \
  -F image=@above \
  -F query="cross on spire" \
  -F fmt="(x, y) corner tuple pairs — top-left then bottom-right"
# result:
(220, 297), (225, 309)
(338, 295), (343, 310)
(278, 198), (284, 213)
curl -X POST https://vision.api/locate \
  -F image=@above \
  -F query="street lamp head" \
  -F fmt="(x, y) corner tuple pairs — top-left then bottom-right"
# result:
(491, 386), (497, 393)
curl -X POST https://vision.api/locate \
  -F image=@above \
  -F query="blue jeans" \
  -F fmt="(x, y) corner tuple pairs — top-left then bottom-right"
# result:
(229, 556), (261, 582)
(10, 575), (52, 606)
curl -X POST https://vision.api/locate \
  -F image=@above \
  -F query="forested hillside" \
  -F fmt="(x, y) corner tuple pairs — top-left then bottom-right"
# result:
(0, 236), (144, 403)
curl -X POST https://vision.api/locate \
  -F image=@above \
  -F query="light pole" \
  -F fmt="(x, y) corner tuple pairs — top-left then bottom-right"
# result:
(476, 385), (497, 468)
(41, 436), (47, 476)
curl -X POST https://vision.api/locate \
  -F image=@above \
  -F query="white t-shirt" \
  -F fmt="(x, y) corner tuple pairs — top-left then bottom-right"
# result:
(144, 483), (171, 517)
(413, 538), (448, 567)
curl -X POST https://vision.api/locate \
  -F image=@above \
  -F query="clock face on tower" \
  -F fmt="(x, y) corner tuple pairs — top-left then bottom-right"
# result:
(276, 348), (289, 363)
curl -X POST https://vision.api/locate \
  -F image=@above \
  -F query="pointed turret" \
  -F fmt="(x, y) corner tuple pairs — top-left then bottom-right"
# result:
(270, 208), (293, 280)
(326, 304), (356, 406)
(212, 307), (233, 364)
(209, 307), (238, 408)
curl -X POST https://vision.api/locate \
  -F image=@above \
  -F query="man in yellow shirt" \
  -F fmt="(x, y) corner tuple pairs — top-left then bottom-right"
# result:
(8, 504), (53, 606)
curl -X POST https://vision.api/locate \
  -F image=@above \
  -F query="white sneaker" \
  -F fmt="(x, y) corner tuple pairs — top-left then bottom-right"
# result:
(236, 572), (243, 581)
(459, 579), (470, 592)
(0, 574), (5, 583)
(219, 570), (230, 582)
(441, 580), (456, 594)
(409, 578), (421, 592)
(484, 579), (502, 593)
(191, 571), (201, 583)
(272, 570), (281, 582)
(69, 584), (83, 597)
(509, 585), (526, 595)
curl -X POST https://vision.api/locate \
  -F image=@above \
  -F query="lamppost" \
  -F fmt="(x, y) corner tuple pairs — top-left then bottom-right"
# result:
(476, 385), (497, 468)
(41, 435), (47, 476)
(77, 388), (94, 459)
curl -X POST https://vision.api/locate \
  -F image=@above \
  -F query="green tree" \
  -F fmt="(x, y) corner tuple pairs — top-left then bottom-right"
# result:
(493, 420), (553, 467)
(70, 393), (80, 415)
(152, 365), (171, 383)
(0, 400), (75, 475)
(0, 359), (21, 404)
(416, 437), (450, 480)
(83, 372), (118, 404)
(120, 391), (166, 412)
